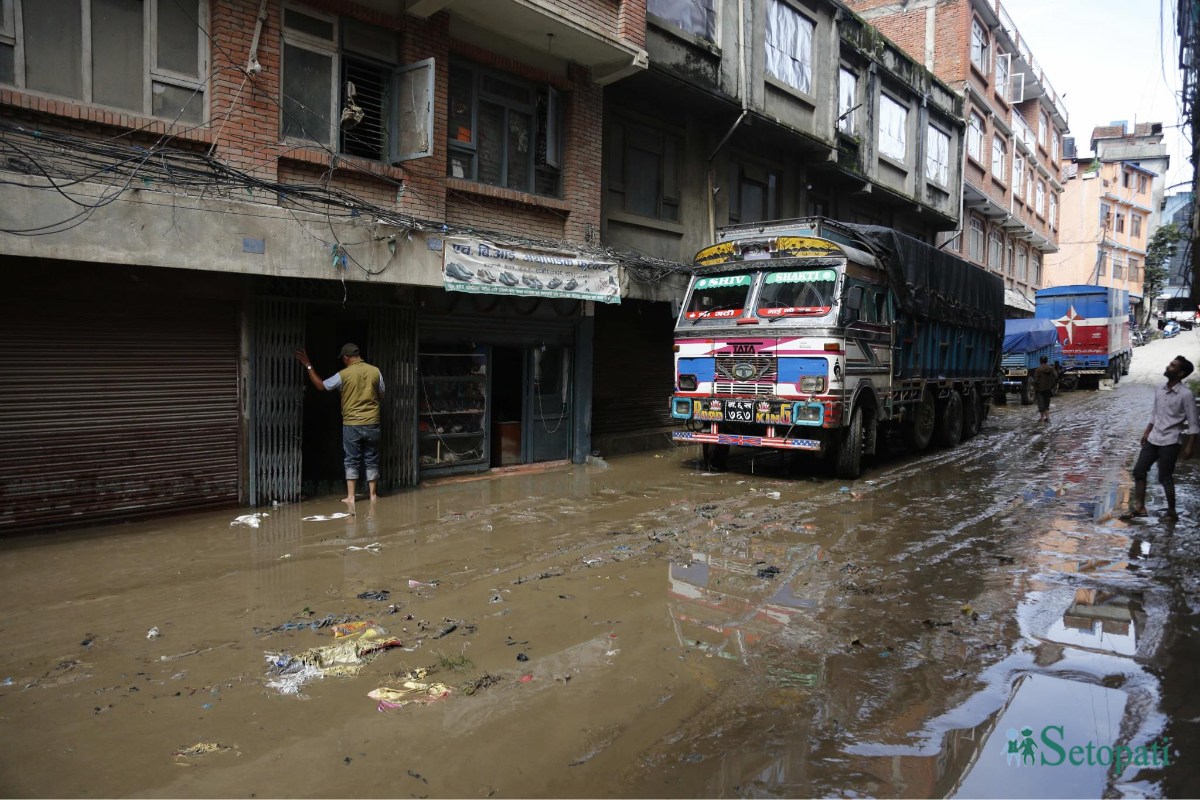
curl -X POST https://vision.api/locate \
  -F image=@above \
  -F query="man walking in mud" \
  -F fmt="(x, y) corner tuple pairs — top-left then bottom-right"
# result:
(1128, 355), (1197, 522)
(295, 343), (385, 513)
(1031, 355), (1058, 423)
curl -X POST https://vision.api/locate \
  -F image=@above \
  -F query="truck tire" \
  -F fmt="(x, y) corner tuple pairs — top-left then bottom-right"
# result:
(1019, 379), (1035, 406)
(935, 390), (963, 448)
(834, 407), (863, 479)
(961, 388), (980, 439)
(902, 387), (936, 452)
(703, 443), (729, 471)
(1121, 354), (1130, 376)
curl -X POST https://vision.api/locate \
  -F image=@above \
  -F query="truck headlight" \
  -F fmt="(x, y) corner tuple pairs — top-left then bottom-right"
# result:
(792, 402), (824, 423)
(799, 376), (826, 393)
(672, 398), (693, 419)
(678, 374), (698, 391)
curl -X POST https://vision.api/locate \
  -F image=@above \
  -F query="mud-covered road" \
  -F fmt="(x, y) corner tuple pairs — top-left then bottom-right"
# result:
(2, 333), (1198, 798)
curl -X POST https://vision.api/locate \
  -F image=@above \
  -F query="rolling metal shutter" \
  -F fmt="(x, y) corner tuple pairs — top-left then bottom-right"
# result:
(0, 297), (240, 534)
(591, 299), (677, 436)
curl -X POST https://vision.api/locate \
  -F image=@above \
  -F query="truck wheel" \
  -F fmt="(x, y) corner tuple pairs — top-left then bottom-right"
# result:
(834, 407), (863, 479)
(994, 388), (1008, 406)
(935, 391), (963, 448)
(961, 388), (980, 439)
(702, 443), (729, 471)
(1121, 354), (1130, 376)
(1019, 379), (1035, 406)
(902, 387), (935, 452)
(1060, 374), (1078, 392)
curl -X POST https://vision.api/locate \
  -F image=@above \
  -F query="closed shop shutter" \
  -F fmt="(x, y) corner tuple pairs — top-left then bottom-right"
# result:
(0, 296), (240, 533)
(592, 299), (676, 436)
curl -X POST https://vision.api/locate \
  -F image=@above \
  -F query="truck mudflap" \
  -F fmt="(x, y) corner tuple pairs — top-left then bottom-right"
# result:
(672, 430), (823, 451)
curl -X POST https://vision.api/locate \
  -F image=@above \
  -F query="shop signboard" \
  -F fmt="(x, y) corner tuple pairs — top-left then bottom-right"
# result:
(442, 237), (620, 304)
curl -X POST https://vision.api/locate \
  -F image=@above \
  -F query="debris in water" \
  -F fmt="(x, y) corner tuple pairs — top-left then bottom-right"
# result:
(146, 627), (161, 640)
(230, 513), (269, 528)
(357, 590), (391, 601)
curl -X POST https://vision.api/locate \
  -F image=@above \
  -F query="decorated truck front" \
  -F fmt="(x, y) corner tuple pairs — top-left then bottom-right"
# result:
(670, 218), (1004, 479)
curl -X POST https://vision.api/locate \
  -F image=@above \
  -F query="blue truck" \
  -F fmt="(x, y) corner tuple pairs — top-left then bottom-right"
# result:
(997, 318), (1066, 405)
(1034, 285), (1131, 386)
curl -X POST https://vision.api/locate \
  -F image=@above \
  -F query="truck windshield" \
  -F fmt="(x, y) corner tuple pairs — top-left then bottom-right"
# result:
(685, 273), (754, 321)
(756, 268), (837, 318)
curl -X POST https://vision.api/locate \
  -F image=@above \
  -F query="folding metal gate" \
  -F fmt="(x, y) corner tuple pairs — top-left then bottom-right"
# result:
(250, 299), (306, 506)
(370, 305), (417, 489)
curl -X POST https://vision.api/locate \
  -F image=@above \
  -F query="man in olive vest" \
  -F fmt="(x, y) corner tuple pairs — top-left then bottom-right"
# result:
(295, 343), (385, 512)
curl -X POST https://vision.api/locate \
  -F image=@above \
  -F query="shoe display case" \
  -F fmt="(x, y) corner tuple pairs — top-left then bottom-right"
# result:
(417, 344), (488, 473)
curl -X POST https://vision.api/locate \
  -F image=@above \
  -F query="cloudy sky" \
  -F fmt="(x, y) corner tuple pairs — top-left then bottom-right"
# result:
(998, 0), (1191, 188)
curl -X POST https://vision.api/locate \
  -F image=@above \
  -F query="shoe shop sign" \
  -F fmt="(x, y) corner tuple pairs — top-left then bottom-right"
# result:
(442, 237), (620, 304)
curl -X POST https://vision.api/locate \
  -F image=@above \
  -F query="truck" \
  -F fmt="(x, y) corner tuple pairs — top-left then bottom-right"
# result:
(997, 318), (1069, 405)
(1159, 295), (1198, 331)
(1034, 285), (1131, 386)
(669, 218), (1005, 479)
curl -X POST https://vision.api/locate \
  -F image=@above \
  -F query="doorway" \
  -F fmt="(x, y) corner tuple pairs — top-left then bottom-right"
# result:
(491, 346), (524, 466)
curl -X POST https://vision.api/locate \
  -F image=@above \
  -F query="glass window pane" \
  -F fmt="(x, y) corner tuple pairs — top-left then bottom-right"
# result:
(0, 43), (13, 86)
(281, 43), (332, 144)
(93, 0), (145, 112)
(481, 74), (529, 107)
(648, 0), (716, 41)
(157, 0), (199, 77)
(477, 101), (504, 186)
(765, 0), (813, 93)
(283, 8), (334, 40)
(627, 147), (661, 217)
(506, 110), (532, 191)
(448, 66), (474, 145)
(152, 81), (202, 123)
(25, 0), (82, 98)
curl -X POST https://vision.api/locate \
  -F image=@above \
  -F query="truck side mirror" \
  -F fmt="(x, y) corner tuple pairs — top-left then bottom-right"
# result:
(844, 286), (863, 321)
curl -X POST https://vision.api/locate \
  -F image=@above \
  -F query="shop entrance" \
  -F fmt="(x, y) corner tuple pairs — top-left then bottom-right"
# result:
(491, 347), (525, 466)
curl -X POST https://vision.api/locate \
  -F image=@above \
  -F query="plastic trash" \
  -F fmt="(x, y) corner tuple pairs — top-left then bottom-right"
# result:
(146, 627), (162, 639)
(230, 513), (269, 528)
(346, 542), (382, 553)
(407, 579), (439, 589)
(303, 513), (352, 522)
(357, 590), (391, 601)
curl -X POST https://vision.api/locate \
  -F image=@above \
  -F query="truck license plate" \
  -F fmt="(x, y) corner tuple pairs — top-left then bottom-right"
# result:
(724, 400), (754, 422)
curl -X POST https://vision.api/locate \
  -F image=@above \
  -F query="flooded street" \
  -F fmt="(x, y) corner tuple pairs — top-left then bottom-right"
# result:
(2, 334), (1198, 798)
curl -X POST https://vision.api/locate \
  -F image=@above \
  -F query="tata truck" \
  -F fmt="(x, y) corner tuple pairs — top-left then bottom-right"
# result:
(997, 318), (1069, 405)
(1034, 285), (1131, 386)
(670, 218), (1005, 479)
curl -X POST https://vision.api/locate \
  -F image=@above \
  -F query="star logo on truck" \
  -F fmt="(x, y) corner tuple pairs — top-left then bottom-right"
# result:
(1053, 306), (1083, 345)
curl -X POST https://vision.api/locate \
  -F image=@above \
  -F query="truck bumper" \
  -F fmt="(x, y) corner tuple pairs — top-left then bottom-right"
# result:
(672, 430), (823, 451)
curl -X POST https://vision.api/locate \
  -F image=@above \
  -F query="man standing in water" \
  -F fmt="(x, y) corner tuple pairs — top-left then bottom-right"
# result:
(1129, 355), (1197, 522)
(1031, 355), (1058, 424)
(295, 343), (385, 513)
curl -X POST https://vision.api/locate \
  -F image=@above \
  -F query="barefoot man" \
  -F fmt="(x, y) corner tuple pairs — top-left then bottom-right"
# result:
(1129, 355), (1197, 522)
(295, 343), (385, 513)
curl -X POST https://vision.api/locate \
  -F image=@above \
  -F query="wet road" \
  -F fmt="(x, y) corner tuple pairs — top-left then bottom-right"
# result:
(1, 332), (1198, 798)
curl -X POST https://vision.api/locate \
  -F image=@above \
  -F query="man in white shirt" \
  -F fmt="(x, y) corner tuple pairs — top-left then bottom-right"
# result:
(1129, 355), (1198, 522)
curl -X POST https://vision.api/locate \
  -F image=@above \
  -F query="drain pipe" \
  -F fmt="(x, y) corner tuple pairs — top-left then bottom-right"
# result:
(708, 0), (750, 241)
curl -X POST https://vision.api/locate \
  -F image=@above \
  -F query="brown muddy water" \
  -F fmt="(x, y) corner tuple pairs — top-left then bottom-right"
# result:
(1, 334), (1197, 798)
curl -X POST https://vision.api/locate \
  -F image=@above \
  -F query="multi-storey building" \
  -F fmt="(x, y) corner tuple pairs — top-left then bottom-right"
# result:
(844, 0), (1068, 315)
(1044, 123), (1168, 320)
(0, 0), (964, 532)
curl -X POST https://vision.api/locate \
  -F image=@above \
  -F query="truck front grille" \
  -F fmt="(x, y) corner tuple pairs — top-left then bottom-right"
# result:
(714, 355), (776, 395)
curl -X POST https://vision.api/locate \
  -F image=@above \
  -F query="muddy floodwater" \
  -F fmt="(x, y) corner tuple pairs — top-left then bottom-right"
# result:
(2, 334), (1198, 798)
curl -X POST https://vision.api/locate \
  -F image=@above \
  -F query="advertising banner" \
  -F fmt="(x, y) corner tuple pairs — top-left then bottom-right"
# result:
(442, 237), (620, 304)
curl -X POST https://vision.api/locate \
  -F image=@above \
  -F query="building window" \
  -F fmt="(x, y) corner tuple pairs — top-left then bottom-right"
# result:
(1098, 252), (1107, 277)
(1049, 193), (1058, 229)
(926, 125), (950, 185)
(1131, 213), (1142, 238)
(1017, 247), (1027, 281)
(1027, 169), (1035, 204)
(967, 113), (984, 161)
(1032, 255), (1041, 286)
(765, 0), (814, 95)
(838, 68), (858, 134)
(969, 218), (985, 262)
(1129, 257), (1140, 282)
(1013, 154), (1024, 197)
(447, 61), (562, 197)
(1035, 180), (1045, 216)
(879, 94), (907, 161)
(1115, 212), (1125, 234)
(1100, 202), (1112, 230)
(648, 0), (717, 42)
(727, 161), (778, 225)
(1007, 243), (1015, 275)
(1123, 170), (1132, 189)
(1038, 111), (1048, 149)
(995, 50), (1009, 100)
(970, 18), (989, 72)
(1113, 255), (1125, 279)
(991, 135), (1006, 181)
(989, 229), (1003, 270)
(1137, 174), (1149, 194)
(0, 0), (206, 123)
(282, 8), (417, 162)
(607, 118), (681, 221)
(1051, 130), (1060, 163)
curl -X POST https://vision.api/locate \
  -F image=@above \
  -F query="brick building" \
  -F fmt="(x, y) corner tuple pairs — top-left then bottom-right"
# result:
(0, 0), (967, 533)
(845, 0), (1069, 315)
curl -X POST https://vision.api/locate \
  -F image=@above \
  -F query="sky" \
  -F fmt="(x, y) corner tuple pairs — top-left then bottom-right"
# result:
(998, 0), (1191, 189)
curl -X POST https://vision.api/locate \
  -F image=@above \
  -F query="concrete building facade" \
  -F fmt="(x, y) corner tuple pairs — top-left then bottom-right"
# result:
(844, 0), (1068, 315)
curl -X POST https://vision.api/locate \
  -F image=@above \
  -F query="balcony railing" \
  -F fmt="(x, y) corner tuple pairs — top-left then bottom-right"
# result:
(993, 0), (1070, 125)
